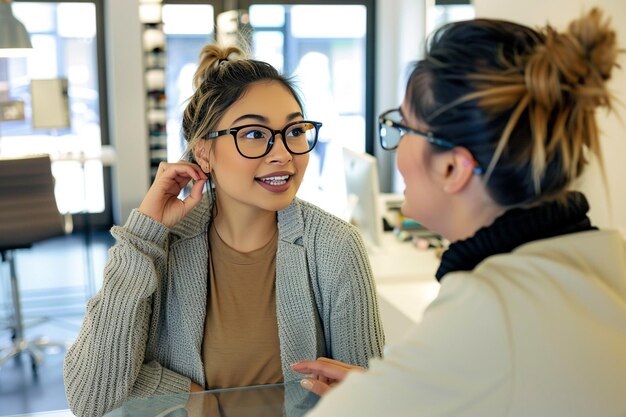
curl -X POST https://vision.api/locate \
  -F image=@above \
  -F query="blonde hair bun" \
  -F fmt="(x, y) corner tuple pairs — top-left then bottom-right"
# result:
(192, 44), (246, 89)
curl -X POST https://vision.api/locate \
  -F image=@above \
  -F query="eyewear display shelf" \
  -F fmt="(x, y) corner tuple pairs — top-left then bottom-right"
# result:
(139, 0), (167, 183)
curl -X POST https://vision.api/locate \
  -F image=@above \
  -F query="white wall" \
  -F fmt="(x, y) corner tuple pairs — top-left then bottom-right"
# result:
(105, 0), (150, 224)
(473, 0), (626, 229)
(375, 0), (427, 192)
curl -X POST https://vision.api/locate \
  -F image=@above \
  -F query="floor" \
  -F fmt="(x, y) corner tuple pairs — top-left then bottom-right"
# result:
(0, 230), (114, 417)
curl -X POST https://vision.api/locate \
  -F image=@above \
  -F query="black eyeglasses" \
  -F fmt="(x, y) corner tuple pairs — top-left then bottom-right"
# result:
(378, 109), (455, 151)
(378, 109), (483, 175)
(204, 120), (322, 159)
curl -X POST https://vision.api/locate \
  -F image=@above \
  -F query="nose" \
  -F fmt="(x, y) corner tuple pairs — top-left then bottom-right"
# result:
(265, 132), (292, 164)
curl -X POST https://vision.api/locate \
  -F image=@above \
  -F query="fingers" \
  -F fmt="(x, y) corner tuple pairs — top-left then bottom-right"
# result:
(290, 358), (354, 381)
(139, 161), (207, 227)
(300, 377), (332, 397)
(182, 176), (207, 213)
(290, 357), (366, 397)
(158, 161), (207, 183)
(317, 357), (365, 372)
(153, 161), (207, 200)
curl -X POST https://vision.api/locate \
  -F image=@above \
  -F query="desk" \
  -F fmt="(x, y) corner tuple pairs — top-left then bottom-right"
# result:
(368, 233), (441, 345)
(369, 233), (439, 282)
(103, 382), (318, 417)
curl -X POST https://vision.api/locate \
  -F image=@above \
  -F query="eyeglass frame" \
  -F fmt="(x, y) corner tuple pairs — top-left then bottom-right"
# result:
(378, 109), (455, 150)
(378, 108), (483, 175)
(203, 120), (323, 159)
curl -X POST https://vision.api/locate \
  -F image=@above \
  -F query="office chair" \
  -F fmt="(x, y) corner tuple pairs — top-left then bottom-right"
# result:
(0, 154), (73, 376)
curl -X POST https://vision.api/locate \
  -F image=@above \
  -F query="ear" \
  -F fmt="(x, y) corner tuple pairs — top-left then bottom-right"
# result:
(193, 142), (212, 173)
(440, 147), (478, 194)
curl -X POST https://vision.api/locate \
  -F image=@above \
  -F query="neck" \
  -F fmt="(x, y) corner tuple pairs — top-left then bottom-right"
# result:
(444, 179), (505, 243)
(436, 191), (593, 280)
(213, 198), (277, 253)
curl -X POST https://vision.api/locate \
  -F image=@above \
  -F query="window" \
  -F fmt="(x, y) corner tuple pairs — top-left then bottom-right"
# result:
(428, 1), (475, 34)
(0, 1), (107, 216)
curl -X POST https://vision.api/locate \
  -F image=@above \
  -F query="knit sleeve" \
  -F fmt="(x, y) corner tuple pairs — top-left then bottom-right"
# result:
(323, 223), (385, 367)
(63, 210), (191, 417)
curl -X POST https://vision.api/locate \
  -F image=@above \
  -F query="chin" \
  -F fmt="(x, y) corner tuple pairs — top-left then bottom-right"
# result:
(263, 201), (294, 213)
(262, 194), (297, 212)
(400, 201), (417, 220)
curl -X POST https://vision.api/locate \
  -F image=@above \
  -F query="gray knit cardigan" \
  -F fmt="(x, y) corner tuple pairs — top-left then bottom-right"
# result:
(63, 196), (385, 417)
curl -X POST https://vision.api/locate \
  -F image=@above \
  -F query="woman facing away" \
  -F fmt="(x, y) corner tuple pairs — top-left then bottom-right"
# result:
(63, 44), (384, 417)
(293, 9), (626, 417)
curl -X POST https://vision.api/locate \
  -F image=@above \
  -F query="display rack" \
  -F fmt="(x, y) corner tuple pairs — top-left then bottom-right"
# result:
(139, 0), (167, 182)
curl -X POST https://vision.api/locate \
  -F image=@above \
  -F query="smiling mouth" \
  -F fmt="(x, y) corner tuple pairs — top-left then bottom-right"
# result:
(256, 175), (290, 186)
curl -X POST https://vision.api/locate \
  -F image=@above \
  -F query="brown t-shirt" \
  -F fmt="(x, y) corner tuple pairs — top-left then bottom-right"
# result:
(202, 225), (283, 389)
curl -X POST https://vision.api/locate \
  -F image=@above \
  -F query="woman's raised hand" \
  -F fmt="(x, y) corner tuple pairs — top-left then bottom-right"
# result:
(138, 161), (208, 229)
(290, 357), (365, 396)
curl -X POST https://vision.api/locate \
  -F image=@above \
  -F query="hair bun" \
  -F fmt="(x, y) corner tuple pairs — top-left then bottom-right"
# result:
(568, 8), (618, 81)
(525, 8), (619, 111)
(192, 44), (246, 89)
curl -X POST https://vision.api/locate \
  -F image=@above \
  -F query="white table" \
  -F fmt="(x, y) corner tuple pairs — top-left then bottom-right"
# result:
(368, 233), (441, 346)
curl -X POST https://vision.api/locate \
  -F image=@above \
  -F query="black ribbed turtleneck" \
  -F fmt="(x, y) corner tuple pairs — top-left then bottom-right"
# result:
(435, 192), (596, 281)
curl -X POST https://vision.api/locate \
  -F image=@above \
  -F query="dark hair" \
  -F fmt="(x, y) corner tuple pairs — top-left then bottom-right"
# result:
(182, 43), (303, 160)
(406, 9), (619, 207)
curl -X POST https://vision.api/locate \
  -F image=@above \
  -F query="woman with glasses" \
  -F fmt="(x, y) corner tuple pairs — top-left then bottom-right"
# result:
(293, 9), (626, 417)
(64, 44), (384, 417)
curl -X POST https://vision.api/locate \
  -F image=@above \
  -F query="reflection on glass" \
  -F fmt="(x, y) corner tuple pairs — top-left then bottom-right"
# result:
(103, 381), (319, 417)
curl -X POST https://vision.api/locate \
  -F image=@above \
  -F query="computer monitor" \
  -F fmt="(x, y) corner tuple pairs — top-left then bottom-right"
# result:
(342, 147), (384, 247)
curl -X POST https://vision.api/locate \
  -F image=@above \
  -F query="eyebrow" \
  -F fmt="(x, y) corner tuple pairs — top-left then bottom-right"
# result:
(231, 112), (304, 125)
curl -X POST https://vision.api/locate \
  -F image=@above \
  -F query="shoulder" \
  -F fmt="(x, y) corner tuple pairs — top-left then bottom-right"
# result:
(474, 229), (623, 281)
(441, 230), (625, 313)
